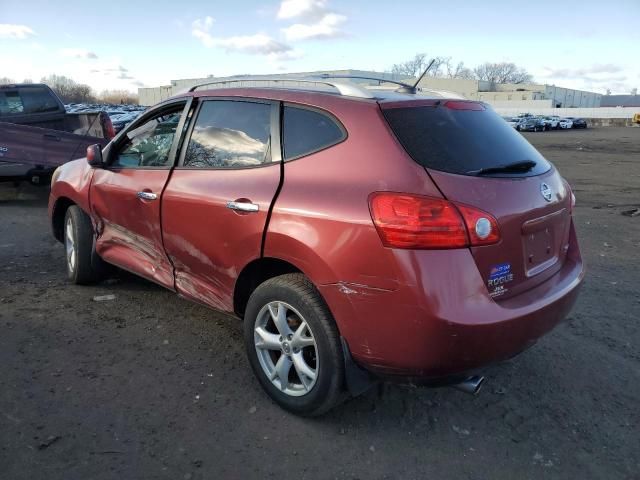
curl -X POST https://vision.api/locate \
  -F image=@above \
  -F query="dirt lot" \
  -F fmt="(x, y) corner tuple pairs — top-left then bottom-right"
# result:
(1, 127), (639, 479)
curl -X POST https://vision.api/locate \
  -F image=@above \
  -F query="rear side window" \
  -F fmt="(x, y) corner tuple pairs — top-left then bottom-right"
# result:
(283, 106), (345, 160)
(183, 100), (271, 168)
(382, 105), (551, 176)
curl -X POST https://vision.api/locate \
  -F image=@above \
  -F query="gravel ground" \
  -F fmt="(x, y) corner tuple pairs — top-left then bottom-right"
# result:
(1, 127), (639, 480)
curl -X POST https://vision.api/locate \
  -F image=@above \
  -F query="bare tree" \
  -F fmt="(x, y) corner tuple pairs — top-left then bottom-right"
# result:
(444, 60), (475, 80)
(391, 54), (449, 78)
(0, 77), (15, 85)
(40, 74), (96, 103)
(473, 62), (533, 84)
(391, 53), (428, 77)
(98, 89), (139, 105)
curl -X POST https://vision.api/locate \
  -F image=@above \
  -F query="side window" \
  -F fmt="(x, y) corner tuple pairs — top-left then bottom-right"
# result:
(0, 90), (25, 114)
(183, 100), (271, 168)
(19, 87), (60, 114)
(112, 106), (183, 168)
(282, 106), (345, 160)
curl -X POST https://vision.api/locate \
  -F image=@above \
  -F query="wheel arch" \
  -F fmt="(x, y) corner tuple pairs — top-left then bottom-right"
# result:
(233, 257), (303, 317)
(51, 196), (76, 243)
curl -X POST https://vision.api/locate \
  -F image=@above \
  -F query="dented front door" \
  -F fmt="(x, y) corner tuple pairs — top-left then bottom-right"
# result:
(90, 100), (190, 288)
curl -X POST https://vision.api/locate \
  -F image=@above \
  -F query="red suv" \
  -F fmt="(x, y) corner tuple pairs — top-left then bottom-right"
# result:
(48, 79), (584, 415)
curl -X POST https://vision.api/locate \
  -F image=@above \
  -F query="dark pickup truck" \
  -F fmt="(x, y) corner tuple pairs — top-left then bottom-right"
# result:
(0, 83), (114, 183)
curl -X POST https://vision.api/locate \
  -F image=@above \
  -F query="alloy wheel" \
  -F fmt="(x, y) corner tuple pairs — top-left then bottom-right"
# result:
(254, 301), (318, 396)
(65, 217), (76, 273)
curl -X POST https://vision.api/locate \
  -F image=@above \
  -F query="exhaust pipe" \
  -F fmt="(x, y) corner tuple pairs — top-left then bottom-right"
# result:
(453, 375), (485, 395)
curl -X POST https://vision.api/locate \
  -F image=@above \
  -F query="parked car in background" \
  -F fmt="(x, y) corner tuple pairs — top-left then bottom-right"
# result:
(569, 117), (587, 129)
(541, 116), (560, 130)
(559, 118), (574, 129)
(48, 78), (584, 415)
(503, 116), (521, 129)
(0, 83), (114, 184)
(518, 116), (545, 132)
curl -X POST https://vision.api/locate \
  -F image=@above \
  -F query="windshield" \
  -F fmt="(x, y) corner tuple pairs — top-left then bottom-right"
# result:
(382, 104), (551, 176)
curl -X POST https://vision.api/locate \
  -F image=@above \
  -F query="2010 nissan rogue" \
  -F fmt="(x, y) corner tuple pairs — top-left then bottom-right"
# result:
(48, 78), (584, 415)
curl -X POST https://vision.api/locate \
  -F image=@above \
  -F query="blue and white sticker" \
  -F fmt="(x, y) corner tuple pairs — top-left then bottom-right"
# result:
(488, 263), (514, 297)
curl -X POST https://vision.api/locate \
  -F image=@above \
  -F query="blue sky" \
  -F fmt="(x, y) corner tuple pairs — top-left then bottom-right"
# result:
(1, 0), (638, 94)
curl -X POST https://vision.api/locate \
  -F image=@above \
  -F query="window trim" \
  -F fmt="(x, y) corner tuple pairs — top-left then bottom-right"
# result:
(281, 102), (347, 162)
(176, 97), (281, 171)
(103, 98), (191, 170)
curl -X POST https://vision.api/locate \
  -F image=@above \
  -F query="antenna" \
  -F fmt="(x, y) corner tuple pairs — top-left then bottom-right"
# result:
(396, 59), (436, 94)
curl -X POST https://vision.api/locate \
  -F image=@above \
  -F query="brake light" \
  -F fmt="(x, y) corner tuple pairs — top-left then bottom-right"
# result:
(443, 101), (485, 111)
(369, 193), (500, 249)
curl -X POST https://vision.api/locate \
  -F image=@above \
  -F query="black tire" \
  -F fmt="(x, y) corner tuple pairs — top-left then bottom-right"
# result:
(64, 205), (106, 284)
(244, 273), (345, 416)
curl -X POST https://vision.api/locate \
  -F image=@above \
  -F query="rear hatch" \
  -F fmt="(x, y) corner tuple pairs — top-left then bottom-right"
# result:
(381, 100), (572, 300)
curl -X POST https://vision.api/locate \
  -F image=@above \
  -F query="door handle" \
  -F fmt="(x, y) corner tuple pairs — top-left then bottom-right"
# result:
(43, 133), (61, 142)
(137, 191), (158, 201)
(226, 201), (259, 212)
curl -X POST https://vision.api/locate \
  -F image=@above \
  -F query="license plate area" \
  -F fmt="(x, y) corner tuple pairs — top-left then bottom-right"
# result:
(522, 209), (567, 277)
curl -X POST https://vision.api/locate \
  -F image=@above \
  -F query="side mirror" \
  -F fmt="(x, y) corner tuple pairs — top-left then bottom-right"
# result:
(86, 144), (104, 167)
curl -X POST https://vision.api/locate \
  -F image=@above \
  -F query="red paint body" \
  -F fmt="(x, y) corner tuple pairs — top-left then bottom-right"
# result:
(49, 87), (584, 380)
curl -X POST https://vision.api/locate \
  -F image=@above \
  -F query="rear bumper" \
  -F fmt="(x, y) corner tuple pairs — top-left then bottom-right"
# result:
(320, 222), (584, 379)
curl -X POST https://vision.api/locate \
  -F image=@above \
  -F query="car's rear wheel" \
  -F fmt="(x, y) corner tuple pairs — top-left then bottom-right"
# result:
(64, 206), (105, 284)
(244, 274), (345, 416)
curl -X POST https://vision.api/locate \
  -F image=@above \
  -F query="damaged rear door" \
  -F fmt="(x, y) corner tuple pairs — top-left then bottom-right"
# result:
(161, 98), (281, 311)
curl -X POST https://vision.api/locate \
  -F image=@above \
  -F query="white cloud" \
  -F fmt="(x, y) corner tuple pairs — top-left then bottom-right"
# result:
(0, 24), (36, 39)
(192, 16), (216, 47)
(192, 17), (292, 55)
(277, 0), (347, 41)
(277, 0), (327, 21)
(542, 64), (624, 78)
(216, 34), (291, 55)
(60, 48), (99, 59)
(282, 12), (346, 41)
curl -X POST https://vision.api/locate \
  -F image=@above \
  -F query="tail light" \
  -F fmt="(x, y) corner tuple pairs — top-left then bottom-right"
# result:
(563, 179), (576, 214)
(369, 192), (500, 249)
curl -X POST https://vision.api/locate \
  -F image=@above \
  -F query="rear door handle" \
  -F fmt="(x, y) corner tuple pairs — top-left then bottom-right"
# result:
(43, 133), (61, 142)
(137, 191), (158, 201)
(226, 201), (259, 212)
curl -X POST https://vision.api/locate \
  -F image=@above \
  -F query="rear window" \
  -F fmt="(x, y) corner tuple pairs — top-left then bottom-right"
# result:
(382, 104), (551, 176)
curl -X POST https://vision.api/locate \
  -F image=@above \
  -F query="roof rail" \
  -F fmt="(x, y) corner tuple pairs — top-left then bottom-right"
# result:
(187, 77), (376, 99)
(313, 74), (415, 91)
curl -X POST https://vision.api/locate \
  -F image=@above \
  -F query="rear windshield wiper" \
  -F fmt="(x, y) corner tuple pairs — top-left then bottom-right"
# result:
(467, 160), (537, 176)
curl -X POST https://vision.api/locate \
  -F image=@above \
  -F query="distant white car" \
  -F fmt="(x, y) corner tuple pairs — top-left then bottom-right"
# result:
(559, 118), (574, 129)
(503, 117), (521, 129)
(541, 116), (560, 130)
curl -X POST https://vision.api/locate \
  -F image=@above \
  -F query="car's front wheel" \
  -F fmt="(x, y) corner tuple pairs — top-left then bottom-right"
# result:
(64, 206), (106, 284)
(244, 274), (345, 416)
